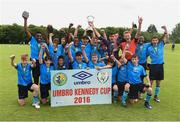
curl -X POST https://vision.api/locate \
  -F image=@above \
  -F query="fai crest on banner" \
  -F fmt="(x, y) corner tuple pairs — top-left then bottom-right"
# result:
(97, 71), (109, 84)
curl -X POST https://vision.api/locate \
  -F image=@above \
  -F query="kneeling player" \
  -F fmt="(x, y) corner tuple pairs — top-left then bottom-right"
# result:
(39, 56), (54, 104)
(111, 55), (128, 101)
(10, 54), (40, 109)
(121, 55), (152, 109)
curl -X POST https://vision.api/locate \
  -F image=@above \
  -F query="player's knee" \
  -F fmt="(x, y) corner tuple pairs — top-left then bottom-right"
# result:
(156, 80), (161, 87)
(125, 83), (130, 91)
(113, 84), (118, 91)
(32, 84), (39, 91)
(147, 87), (152, 94)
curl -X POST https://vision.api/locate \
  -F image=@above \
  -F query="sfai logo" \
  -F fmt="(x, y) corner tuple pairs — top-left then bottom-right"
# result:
(53, 73), (67, 86)
(72, 71), (93, 80)
(97, 71), (109, 84)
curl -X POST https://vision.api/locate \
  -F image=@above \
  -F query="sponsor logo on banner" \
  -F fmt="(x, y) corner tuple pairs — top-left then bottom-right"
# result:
(97, 71), (109, 84)
(53, 72), (67, 86)
(72, 71), (93, 80)
(72, 71), (93, 85)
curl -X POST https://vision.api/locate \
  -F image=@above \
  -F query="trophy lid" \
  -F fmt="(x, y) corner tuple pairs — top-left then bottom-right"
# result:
(22, 11), (29, 18)
(87, 15), (94, 22)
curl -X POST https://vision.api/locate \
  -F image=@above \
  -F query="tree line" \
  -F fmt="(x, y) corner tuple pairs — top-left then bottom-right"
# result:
(0, 23), (179, 44)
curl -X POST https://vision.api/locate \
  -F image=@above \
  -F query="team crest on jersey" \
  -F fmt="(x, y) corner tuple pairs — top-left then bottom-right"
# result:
(97, 71), (109, 84)
(53, 73), (67, 86)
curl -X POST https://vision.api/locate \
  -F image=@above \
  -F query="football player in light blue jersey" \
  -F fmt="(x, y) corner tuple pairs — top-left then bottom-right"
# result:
(10, 54), (40, 109)
(121, 55), (153, 109)
(39, 56), (54, 104)
(23, 14), (47, 85)
(68, 43), (87, 69)
(147, 26), (168, 103)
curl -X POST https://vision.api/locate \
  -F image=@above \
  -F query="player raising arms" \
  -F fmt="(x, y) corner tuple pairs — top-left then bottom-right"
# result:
(147, 26), (168, 102)
(23, 11), (48, 85)
(120, 16), (143, 60)
(10, 54), (40, 109)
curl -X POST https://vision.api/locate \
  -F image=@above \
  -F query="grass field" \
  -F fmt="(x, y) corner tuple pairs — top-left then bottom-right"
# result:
(0, 44), (180, 121)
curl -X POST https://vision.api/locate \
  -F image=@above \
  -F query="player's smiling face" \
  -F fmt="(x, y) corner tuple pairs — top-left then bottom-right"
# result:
(124, 32), (131, 42)
(109, 35), (114, 42)
(35, 33), (42, 42)
(92, 55), (98, 64)
(82, 39), (88, 45)
(61, 38), (66, 45)
(131, 57), (139, 66)
(53, 39), (59, 47)
(139, 36), (144, 44)
(58, 58), (64, 66)
(76, 55), (82, 63)
(74, 38), (80, 46)
(151, 38), (159, 46)
(119, 57), (124, 64)
(21, 58), (28, 66)
(45, 60), (51, 67)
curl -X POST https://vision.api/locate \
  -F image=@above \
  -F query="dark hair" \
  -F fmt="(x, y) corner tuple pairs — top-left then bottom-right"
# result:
(91, 53), (98, 56)
(35, 31), (42, 35)
(131, 54), (138, 59)
(53, 38), (59, 43)
(82, 36), (89, 40)
(151, 36), (159, 40)
(44, 56), (51, 61)
(74, 36), (79, 40)
(75, 51), (82, 56)
(58, 55), (64, 60)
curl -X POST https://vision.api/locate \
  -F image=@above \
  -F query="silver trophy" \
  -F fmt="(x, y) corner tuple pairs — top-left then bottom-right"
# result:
(87, 15), (94, 24)
(22, 11), (29, 19)
(86, 15), (95, 35)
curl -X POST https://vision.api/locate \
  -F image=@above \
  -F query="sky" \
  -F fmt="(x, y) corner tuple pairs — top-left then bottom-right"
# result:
(0, 0), (180, 33)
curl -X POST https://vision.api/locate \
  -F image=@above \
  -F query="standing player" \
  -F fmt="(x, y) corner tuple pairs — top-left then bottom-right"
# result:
(120, 17), (143, 60)
(47, 33), (63, 69)
(147, 26), (168, 102)
(39, 55), (54, 104)
(135, 36), (151, 70)
(10, 54), (40, 108)
(23, 13), (47, 85)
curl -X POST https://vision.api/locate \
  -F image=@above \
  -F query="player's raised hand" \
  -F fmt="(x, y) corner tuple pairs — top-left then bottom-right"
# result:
(49, 33), (54, 37)
(110, 55), (115, 60)
(95, 66), (101, 70)
(10, 55), (15, 60)
(138, 16), (143, 24)
(81, 45), (86, 51)
(161, 25), (167, 32)
(77, 25), (82, 29)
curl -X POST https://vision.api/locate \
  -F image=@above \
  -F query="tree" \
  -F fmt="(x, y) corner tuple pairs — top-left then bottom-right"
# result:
(170, 23), (180, 43)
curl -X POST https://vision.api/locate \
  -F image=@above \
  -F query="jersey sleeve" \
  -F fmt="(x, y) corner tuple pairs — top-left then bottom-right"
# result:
(141, 66), (147, 77)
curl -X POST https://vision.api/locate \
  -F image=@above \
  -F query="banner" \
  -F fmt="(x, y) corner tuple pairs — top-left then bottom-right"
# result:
(51, 69), (112, 107)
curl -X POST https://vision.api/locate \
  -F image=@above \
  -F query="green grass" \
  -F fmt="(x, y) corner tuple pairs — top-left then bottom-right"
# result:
(0, 44), (180, 121)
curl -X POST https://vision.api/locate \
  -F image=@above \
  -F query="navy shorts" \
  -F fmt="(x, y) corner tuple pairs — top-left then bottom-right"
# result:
(18, 83), (33, 99)
(117, 82), (126, 96)
(31, 59), (40, 78)
(149, 64), (164, 80)
(129, 83), (149, 99)
(40, 83), (51, 99)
